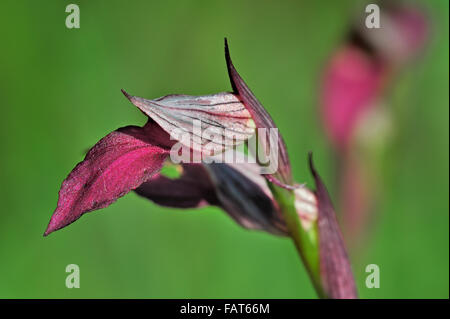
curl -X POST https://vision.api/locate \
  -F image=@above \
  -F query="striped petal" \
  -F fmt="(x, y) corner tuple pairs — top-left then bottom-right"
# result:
(122, 90), (255, 157)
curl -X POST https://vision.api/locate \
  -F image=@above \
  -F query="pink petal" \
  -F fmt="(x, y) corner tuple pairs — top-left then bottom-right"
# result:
(390, 6), (428, 57)
(44, 121), (172, 236)
(321, 46), (384, 150)
(224, 39), (293, 188)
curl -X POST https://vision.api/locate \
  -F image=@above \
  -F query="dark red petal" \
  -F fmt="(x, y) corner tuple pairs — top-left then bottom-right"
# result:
(136, 162), (288, 236)
(205, 163), (287, 235)
(135, 164), (219, 208)
(224, 39), (293, 187)
(309, 153), (358, 299)
(44, 121), (172, 236)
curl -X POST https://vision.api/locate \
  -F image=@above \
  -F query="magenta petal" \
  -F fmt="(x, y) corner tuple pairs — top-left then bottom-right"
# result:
(44, 121), (172, 236)
(309, 153), (358, 299)
(224, 39), (293, 187)
(135, 164), (218, 208)
(321, 46), (384, 150)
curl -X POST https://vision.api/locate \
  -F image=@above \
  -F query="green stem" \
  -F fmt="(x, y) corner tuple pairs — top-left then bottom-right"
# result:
(270, 184), (325, 298)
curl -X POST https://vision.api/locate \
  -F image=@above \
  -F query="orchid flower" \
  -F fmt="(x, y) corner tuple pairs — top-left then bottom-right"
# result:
(45, 39), (357, 299)
(321, 2), (428, 244)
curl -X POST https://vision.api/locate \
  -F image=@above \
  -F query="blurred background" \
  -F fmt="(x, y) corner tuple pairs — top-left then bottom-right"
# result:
(0, 0), (447, 298)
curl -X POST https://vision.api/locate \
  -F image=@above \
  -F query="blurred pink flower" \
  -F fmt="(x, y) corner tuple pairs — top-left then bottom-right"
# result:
(320, 2), (429, 244)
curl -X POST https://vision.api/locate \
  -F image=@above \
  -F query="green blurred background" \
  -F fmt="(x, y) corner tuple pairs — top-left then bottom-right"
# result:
(0, 0), (448, 298)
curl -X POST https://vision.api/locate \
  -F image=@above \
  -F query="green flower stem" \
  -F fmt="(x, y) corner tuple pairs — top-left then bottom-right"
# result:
(270, 184), (325, 298)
